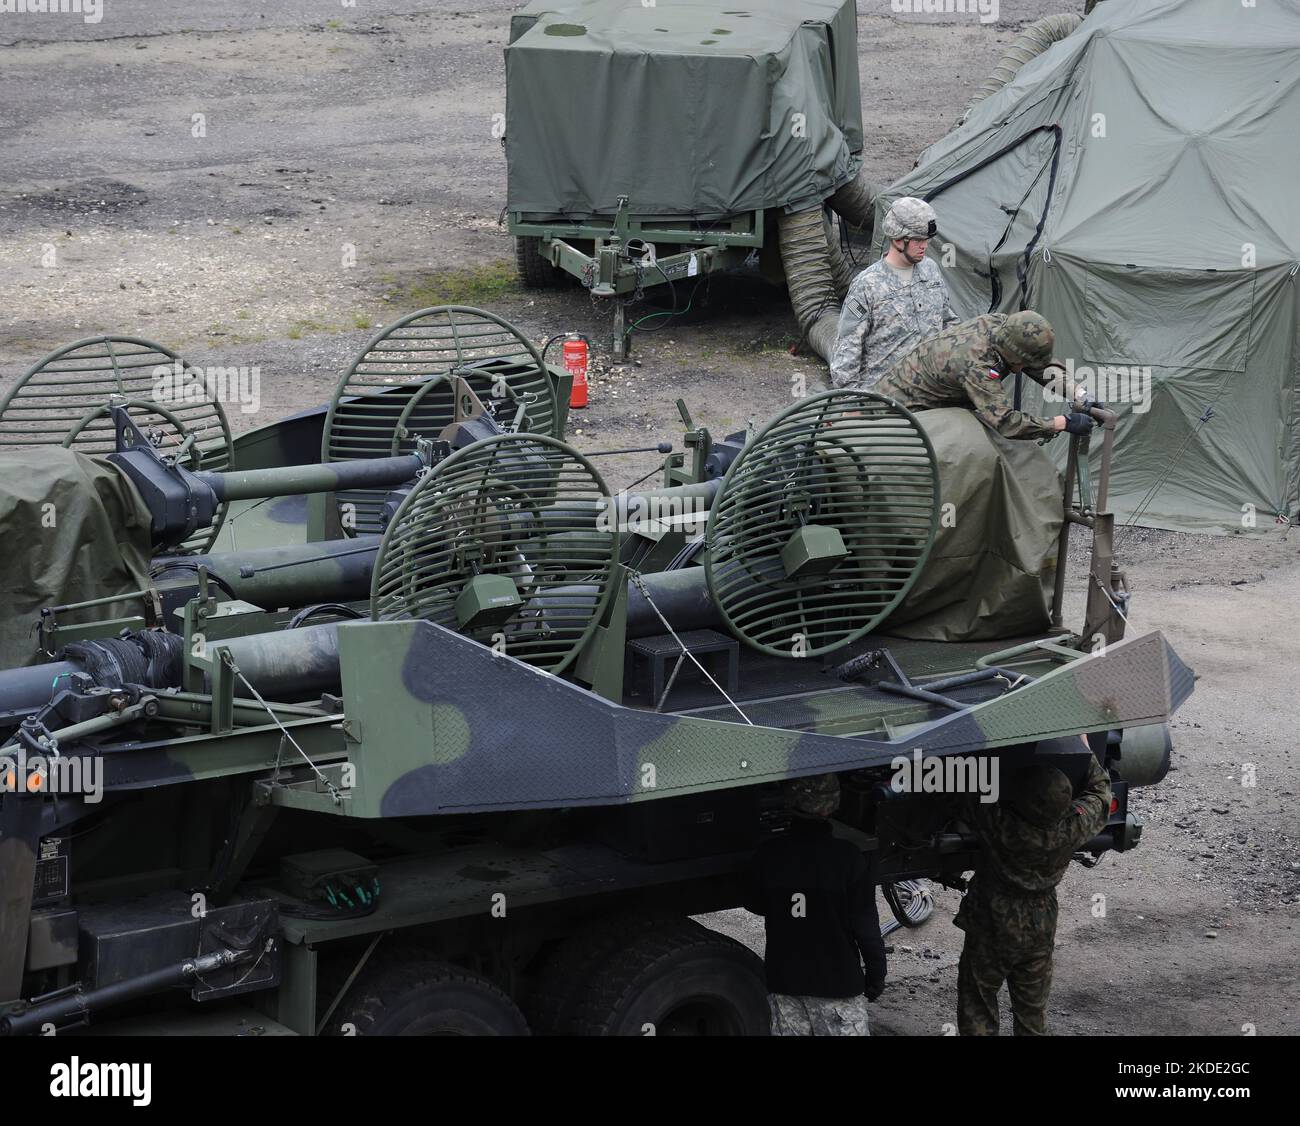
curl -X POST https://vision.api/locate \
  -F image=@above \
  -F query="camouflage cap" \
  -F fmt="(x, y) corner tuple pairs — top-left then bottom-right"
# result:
(785, 773), (840, 817)
(881, 197), (938, 240)
(1008, 764), (1074, 829)
(993, 311), (1055, 371)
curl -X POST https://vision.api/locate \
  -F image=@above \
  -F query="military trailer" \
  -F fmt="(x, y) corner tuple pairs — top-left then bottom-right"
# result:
(0, 308), (1190, 1036)
(504, 0), (877, 360)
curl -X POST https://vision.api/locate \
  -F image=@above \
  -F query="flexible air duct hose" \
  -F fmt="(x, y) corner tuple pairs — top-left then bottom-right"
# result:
(778, 205), (841, 360)
(828, 169), (881, 248)
(961, 13), (1082, 121)
(824, 209), (854, 301)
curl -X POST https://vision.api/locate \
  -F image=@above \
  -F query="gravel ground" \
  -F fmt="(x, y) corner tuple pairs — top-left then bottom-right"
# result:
(0, 1), (1295, 1036)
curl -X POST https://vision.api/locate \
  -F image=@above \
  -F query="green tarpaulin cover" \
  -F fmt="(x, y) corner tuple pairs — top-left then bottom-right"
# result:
(878, 0), (1300, 534)
(0, 449), (153, 668)
(506, 0), (863, 219)
(883, 409), (1063, 642)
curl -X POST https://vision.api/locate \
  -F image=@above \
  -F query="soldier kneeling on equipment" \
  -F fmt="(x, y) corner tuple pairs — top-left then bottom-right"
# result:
(875, 311), (1098, 441)
(747, 774), (887, 1036)
(954, 753), (1112, 1035)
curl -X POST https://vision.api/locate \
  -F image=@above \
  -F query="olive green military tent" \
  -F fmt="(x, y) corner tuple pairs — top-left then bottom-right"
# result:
(879, 0), (1300, 534)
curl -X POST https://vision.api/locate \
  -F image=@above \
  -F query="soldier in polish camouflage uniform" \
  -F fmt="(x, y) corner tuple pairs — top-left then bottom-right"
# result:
(876, 310), (1096, 441)
(955, 754), (1112, 1035)
(830, 197), (959, 390)
(747, 774), (886, 1036)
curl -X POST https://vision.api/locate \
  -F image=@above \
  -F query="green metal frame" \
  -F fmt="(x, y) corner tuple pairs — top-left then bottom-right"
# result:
(511, 199), (766, 360)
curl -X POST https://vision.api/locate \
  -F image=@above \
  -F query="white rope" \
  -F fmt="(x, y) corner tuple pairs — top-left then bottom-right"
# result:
(234, 668), (343, 803)
(627, 569), (754, 726)
(1091, 573), (1129, 623)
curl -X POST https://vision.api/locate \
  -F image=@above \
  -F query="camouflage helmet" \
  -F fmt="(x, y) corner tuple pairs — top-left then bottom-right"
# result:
(1007, 764), (1074, 829)
(785, 773), (840, 817)
(993, 311), (1055, 371)
(881, 197), (938, 241)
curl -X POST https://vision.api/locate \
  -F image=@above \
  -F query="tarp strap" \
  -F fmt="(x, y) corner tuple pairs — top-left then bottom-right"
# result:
(923, 124), (1063, 312)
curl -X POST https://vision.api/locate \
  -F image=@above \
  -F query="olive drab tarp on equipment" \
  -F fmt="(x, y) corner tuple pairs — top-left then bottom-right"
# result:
(876, 0), (1300, 534)
(880, 409), (1063, 642)
(0, 449), (154, 667)
(505, 0), (863, 219)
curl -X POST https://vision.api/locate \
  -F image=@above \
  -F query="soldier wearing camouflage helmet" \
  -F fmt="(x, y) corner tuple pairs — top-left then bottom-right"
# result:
(954, 752), (1112, 1035)
(875, 311), (1097, 440)
(829, 197), (959, 390)
(746, 773), (887, 1036)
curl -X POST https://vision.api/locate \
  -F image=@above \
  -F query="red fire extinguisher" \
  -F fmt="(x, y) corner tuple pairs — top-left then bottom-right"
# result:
(563, 335), (589, 409)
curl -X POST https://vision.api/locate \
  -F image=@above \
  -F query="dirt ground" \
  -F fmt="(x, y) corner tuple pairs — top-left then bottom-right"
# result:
(0, 1), (1295, 1036)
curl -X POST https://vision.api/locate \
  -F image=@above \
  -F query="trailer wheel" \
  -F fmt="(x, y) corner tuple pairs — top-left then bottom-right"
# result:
(568, 923), (771, 1036)
(526, 909), (686, 1035)
(323, 958), (530, 1036)
(516, 236), (566, 289)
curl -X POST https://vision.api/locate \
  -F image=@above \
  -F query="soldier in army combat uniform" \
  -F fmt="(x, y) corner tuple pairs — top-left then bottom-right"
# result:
(954, 754), (1113, 1035)
(830, 197), (959, 389)
(747, 774), (886, 1036)
(875, 310), (1097, 440)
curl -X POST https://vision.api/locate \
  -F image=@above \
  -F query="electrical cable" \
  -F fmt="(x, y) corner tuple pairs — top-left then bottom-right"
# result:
(148, 561), (238, 600)
(880, 879), (935, 937)
(284, 603), (365, 630)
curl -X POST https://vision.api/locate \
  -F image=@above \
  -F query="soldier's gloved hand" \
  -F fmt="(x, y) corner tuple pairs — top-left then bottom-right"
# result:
(1064, 411), (1096, 436)
(864, 975), (885, 1002)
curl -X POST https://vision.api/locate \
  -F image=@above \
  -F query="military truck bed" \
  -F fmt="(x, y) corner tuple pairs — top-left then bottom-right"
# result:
(628, 632), (1058, 737)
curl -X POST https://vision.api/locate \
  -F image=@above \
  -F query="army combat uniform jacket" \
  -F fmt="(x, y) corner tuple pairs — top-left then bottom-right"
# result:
(957, 754), (1112, 936)
(954, 755), (1112, 1035)
(875, 314), (1059, 440)
(830, 257), (958, 390)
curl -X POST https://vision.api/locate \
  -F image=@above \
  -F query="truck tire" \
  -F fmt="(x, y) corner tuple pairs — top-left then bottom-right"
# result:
(526, 909), (686, 1035)
(516, 235), (566, 289)
(568, 922), (771, 1036)
(323, 957), (530, 1036)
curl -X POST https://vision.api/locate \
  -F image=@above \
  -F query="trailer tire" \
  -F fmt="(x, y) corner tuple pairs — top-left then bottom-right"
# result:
(526, 909), (686, 1035)
(324, 957), (530, 1036)
(568, 923), (771, 1036)
(516, 236), (566, 289)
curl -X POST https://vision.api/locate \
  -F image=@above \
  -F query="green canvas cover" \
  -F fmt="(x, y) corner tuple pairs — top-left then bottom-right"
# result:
(876, 0), (1300, 534)
(882, 409), (1063, 642)
(0, 449), (154, 667)
(505, 0), (863, 219)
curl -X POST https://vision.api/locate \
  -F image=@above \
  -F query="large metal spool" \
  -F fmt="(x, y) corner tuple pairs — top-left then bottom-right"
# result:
(371, 433), (618, 674)
(705, 390), (939, 657)
(323, 306), (559, 537)
(0, 336), (233, 553)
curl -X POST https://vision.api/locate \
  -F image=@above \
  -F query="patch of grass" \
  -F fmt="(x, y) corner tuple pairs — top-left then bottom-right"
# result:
(285, 317), (328, 341)
(404, 262), (517, 308)
(352, 313), (372, 330)
(236, 310), (250, 320)
(231, 226), (242, 235)
(325, 18), (342, 30)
